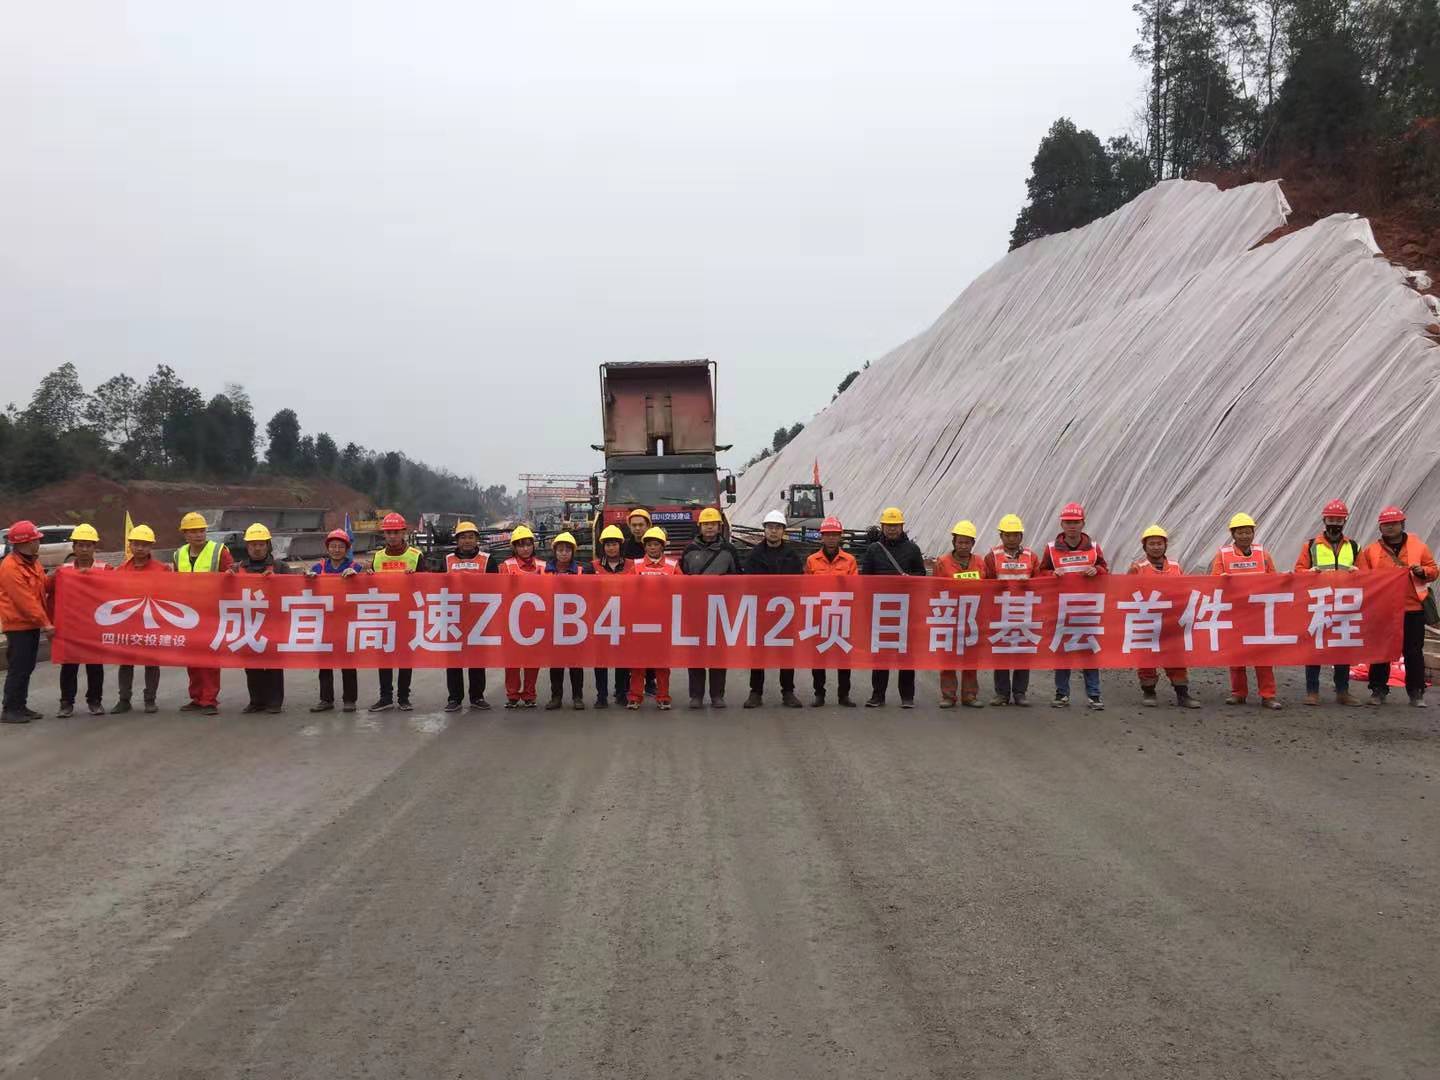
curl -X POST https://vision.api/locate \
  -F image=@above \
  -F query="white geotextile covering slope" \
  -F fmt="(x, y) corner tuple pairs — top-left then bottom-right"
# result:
(735, 179), (1440, 569)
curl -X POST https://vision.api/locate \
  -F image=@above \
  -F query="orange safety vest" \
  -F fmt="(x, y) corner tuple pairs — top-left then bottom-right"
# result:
(635, 557), (680, 577)
(1128, 557), (1183, 576)
(934, 552), (986, 580)
(1047, 542), (1100, 575)
(446, 550), (490, 572)
(988, 546), (1038, 580)
(500, 557), (546, 576)
(592, 557), (635, 575)
(1216, 543), (1269, 574)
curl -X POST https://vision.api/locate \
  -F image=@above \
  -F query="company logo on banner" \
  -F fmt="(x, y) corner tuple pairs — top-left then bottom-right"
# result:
(50, 569), (1411, 671)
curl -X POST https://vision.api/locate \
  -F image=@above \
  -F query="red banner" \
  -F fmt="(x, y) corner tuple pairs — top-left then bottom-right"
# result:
(51, 569), (1409, 671)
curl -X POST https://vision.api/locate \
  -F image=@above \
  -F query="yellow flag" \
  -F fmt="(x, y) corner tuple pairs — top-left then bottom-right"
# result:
(124, 510), (133, 562)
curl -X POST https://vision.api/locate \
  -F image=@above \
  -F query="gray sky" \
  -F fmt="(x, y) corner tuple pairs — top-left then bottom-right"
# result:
(1, 1), (1140, 491)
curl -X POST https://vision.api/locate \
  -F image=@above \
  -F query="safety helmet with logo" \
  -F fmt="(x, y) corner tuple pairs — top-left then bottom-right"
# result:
(879, 507), (905, 525)
(69, 523), (100, 543)
(325, 529), (351, 545)
(642, 526), (668, 544)
(553, 531), (577, 548)
(627, 507), (652, 522)
(1141, 525), (1169, 541)
(6, 520), (42, 544)
(179, 511), (208, 532)
(128, 524), (157, 544)
(381, 512), (407, 532)
(762, 510), (788, 526)
(1378, 506), (1406, 525)
(1059, 502), (1085, 522)
(510, 525), (536, 543)
(599, 525), (625, 543)
(1228, 512), (1256, 530)
(1322, 499), (1349, 520)
(819, 516), (843, 534)
(698, 507), (724, 524)
(454, 520), (479, 537)
(997, 513), (1025, 534)
(950, 520), (978, 540)
(244, 523), (272, 542)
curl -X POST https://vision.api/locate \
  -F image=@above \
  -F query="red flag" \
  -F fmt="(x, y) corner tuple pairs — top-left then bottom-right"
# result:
(812, 458), (821, 486)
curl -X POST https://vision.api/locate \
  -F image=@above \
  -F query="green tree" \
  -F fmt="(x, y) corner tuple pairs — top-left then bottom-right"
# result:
(1010, 119), (1156, 249)
(265, 408), (301, 471)
(832, 370), (860, 401)
(314, 432), (339, 475)
(85, 374), (139, 449)
(23, 362), (86, 432)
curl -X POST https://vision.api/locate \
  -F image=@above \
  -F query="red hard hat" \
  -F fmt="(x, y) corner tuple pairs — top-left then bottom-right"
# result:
(326, 529), (352, 544)
(1322, 499), (1349, 519)
(1059, 502), (1086, 522)
(6, 520), (41, 544)
(381, 512), (407, 531)
(1378, 506), (1406, 525)
(819, 516), (843, 533)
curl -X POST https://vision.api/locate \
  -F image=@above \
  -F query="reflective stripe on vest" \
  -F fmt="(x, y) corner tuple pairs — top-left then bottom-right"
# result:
(175, 541), (219, 573)
(1310, 537), (1356, 569)
(1218, 543), (1267, 574)
(1048, 542), (1098, 575)
(446, 551), (490, 572)
(989, 546), (1037, 580)
(501, 557), (545, 575)
(373, 547), (421, 573)
(1131, 558), (1182, 576)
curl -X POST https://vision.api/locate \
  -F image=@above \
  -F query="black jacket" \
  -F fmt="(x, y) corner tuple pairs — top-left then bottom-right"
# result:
(681, 538), (743, 575)
(744, 540), (805, 575)
(236, 551), (291, 575)
(860, 532), (926, 576)
(621, 537), (647, 560)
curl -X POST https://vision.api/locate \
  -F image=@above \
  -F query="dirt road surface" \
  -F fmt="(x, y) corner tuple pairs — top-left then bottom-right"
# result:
(2, 665), (1436, 1079)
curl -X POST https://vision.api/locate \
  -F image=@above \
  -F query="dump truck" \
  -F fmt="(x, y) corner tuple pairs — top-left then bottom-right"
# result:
(590, 360), (735, 551)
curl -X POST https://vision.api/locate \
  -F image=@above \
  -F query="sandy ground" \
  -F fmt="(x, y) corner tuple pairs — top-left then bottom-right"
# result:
(0, 663), (1436, 1080)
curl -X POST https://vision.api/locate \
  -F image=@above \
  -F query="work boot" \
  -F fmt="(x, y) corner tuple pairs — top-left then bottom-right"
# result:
(938, 698), (957, 710)
(990, 695), (1009, 706)
(57, 702), (75, 718)
(342, 701), (358, 712)
(811, 691), (826, 707)
(689, 696), (704, 709)
(1176, 687), (1201, 709)
(1261, 698), (1283, 711)
(545, 696), (564, 711)
(444, 700), (462, 713)
(1, 711), (30, 724)
(837, 693), (856, 708)
(1410, 693), (1428, 708)
(900, 699), (915, 709)
(143, 700), (159, 714)
(1052, 695), (1070, 709)
(200, 704), (218, 716)
(179, 701), (203, 712)
(595, 696), (609, 709)
(370, 698), (395, 712)
(865, 694), (885, 708)
(1303, 692), (1320, 706)
(1141, 689), (1158, 708)
(711, 696), (727, 708)
(1368, 690), (1386, 706)
(572, 699), (585, 710)
(87, 702), (106, 716)
(266, 705), (283, 714)
(743, 692), (763, 709)
(311, 701), (335, 713)
(1012, 694), (1029, 708)
(241, 703), (265, 714)
(110, 700), (132, 715)
(1336, 691), (1359, 707)
(781, 691), (803, 709)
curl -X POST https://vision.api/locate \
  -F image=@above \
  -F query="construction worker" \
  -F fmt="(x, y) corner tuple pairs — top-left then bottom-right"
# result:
(306, 529), (360, 712)
(440, 521), (490, 712)
(934, 520), (988, 708)
(174, 511), (231, 714)
(48, 524), (110, 717)
(232, 524), (289, 713)
(860, 507), (925, 708)
(681, 507), (741, 708)
(805, 516), (858, 706)
(1036, 503), (1107, 710)
(984, 514), (1038, 707)
(112, 524), (167, 715)
(592, 524), (634, 707)
(745, 510), (805, 708)
(0, 520), (54, 724)
(1361, 506), (1437, 707)
(496, 523), (546, 708)
(545, 531), (589, 710)
(368, 511), (421, 712)
(629, 526), (679, 710)
(622, 508), (653, 559)
(1211, 512), (1282, 709)
(1295, 499), (1362, 706)
(1128, 526), (1200, 709)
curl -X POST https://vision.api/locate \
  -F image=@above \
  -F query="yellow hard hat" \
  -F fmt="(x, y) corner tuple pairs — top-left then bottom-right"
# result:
(879, 507), (905, 525)
(628, 507), (652, 522)
(643, 526), (668, 543)
(1228, 512), (1256, 530)
(698, 507), (724, 524)
(244, 523), (272, 542)
(997, 513), (1024, 534)
(69, 523), (100, 543)
(553, 531), (577, 548)
(510, 525), (536, 543)
(128, 524), (156, 544)
(454, 520), (479, 536)
(1141, 525), (1169, 541)
(599, 525), (625, 543)
(950, 520), (977, 540)
(179, 511), (208, 531)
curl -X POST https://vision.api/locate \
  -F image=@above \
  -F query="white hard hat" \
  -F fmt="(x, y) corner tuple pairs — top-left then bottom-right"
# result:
(762, 510), (788, 526)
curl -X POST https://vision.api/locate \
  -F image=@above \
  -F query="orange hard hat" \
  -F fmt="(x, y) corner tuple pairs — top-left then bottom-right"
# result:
(819, 516), (843, 533)
(1323, 499), (1349, 519)
(1059, 502), (1085, 522)
(1378, 506), (1406, 525)
(381, 512), (407, 531)
(6, 520), (41, 544)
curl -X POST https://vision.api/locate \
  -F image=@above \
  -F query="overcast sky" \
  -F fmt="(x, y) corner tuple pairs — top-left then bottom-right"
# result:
(1, 1), (1140, 491)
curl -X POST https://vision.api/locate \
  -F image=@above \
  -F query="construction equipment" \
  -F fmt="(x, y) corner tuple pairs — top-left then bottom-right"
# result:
(777, 482), (833, 529)
(590, 360), (736, 551)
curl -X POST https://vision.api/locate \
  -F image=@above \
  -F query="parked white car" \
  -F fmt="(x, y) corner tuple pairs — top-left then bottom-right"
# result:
(0, 524), (77, 569)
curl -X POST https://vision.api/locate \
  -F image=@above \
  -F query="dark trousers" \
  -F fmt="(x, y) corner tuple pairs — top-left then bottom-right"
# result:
(60, 662), (104, 706)
(871, 669), (915, 701)
(599, 668), (629, 702)
(116, 665), (160, 703)
(688, 668), (728, 699)
(378, 668), (412, 703)
(446, 667), (485, 704)
(245, 669), (285, 708)
(812, 669), (851, 696)
(1370, 610), (1428, 697)
(549, 667), (583, 699)
(3, 629), (40, 712)
(750, 669), (795, 694)
(1305, 664), (1351, 695)
(319, 668), (358, 704)
(993, 669), (1030, 700)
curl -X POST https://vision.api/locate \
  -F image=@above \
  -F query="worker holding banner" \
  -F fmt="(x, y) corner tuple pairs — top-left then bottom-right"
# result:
(443, 522), (490, 712)
(498, 524), (546, 708)
(174, 511), (230, 714)
(306, 529), (361, 712)
(630, 527), (680, 710)
(1294, 499), (1362, 706)
(592, 525), (634, 708)
(368, 512), (422, 712)
(545, 532), (589, 710)
(860, 507), (926, 708)
(934, 520), (988, 708)
(1211, 513), (1282, 709)
(1362, 506), (1437, 708)
(110, 524), (167, 714)
(984, 514), (1038, 706)
(1127, 526), (1200, 709)
(745, 511), (805, 709)
(1036, 503), (1107, 711)
(681, 508), (742, 708)
(48, 524), (109, 717)
(806, 516), (858, 707)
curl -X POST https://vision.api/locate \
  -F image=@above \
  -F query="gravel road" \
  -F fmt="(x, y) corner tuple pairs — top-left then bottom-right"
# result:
(1, 665), (1436, 1079)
